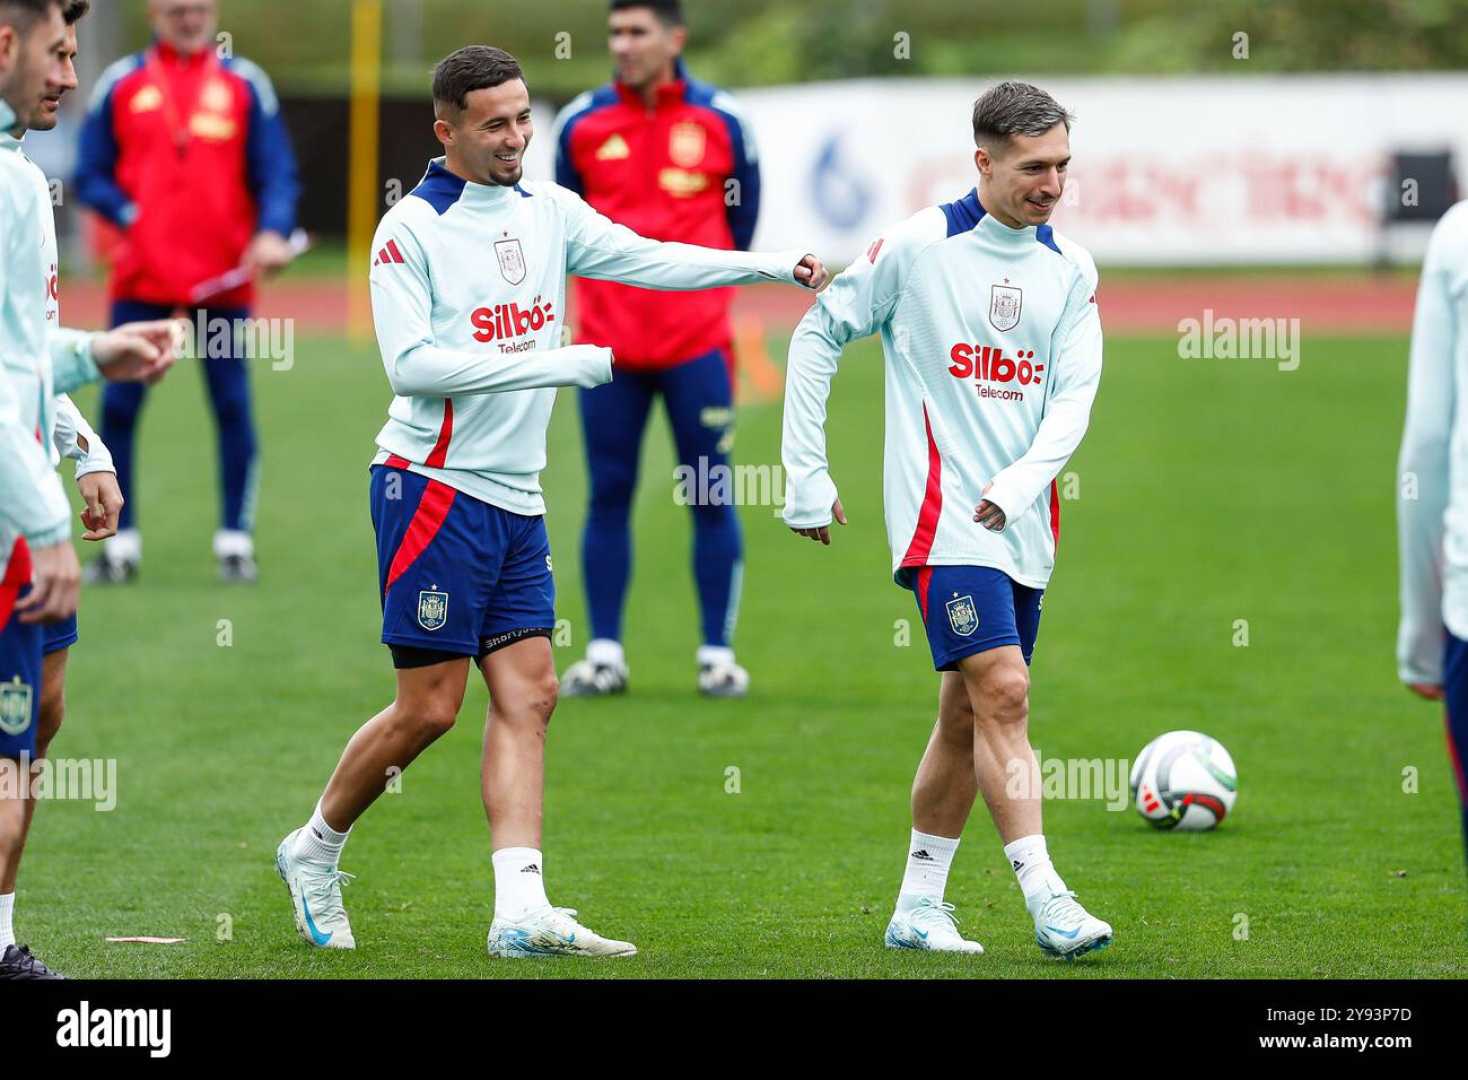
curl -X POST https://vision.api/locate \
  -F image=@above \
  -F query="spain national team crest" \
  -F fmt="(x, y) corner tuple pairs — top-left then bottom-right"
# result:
(945, 594), (979, 638)
(669, 121), (707, 168)
(989, 284), (1023, 332)
(495, 238), (526, 286)
(417, 590), (449, 632)
(0, 678), (34, 737)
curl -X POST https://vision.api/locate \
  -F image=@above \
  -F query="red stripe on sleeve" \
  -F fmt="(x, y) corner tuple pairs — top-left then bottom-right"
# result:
(424, 400), (454, 469)
(385, 480), (457, 592)
(1049, 478), (1061, 549)
(900, 405), (943, 568)
(386, 238), (406, 264)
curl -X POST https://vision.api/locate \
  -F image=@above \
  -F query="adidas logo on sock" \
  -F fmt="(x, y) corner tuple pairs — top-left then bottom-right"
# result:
(910, 849), (934, 861)
(1011, 859), (1024, 872)
(520, 864), (541, 874)
(311, 828), (323, 840)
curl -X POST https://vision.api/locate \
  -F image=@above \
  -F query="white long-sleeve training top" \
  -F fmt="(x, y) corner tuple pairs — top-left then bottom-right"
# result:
(1397, 201), (1468, 684)
(367, 158), (810, 516)
(1, 113), (105, 581)
(782, 189), (1103, 588)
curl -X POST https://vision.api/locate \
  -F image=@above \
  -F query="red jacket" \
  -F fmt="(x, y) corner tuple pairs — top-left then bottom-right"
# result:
(75, 41), (300, 309)
(554, 60), (761, 370)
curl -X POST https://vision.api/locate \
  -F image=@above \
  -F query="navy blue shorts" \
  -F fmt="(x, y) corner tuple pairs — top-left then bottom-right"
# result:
(1441, 632), (1468, 809)
(0, 586), (43, 759)
(43, 612), (77, 656)
(371, 464), (555, 659)
(900, 565), (1044, 671)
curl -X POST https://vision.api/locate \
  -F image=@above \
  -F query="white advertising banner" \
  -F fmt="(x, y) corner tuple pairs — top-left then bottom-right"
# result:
(600, 75), (1462, 266)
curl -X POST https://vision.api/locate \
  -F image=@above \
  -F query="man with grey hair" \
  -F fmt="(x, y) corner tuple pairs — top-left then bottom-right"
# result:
(781, 81), (1112, 958)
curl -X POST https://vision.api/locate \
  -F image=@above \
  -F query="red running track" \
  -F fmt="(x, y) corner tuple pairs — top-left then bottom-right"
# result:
(55, 274), (1419, 337)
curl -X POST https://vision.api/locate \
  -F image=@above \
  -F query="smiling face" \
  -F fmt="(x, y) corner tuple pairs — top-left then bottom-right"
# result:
(975, 123), (1071, 229)
(0, 4), (74, 133)
(435, 77), (533, 187)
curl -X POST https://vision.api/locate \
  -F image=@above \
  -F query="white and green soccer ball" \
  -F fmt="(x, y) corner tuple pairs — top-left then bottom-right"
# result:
(1129, 730), (1237, 831)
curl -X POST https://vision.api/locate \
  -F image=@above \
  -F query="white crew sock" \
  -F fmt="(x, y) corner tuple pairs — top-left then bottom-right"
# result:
(587, 639), (625, 669)
(212, 529), (254, 560)
(492, 847), (551, 921)
(293, 802), (351, 865)
(1003, 833), (1068, 912)
(105, 528), (141, 564)
(0, 893), (14, 950)
(896, 829), (960, 907)
(696, 644), (735, 668)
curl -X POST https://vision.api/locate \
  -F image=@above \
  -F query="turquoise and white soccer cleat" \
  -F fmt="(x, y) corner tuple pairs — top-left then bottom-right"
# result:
(884, 896), (985, 954)
(487, 906), (637, 959)
(1031, 890), (1112, 959)
(276, 829), (357, 950)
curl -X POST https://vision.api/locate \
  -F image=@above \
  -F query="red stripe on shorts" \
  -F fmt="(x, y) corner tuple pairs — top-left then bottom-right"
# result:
(385, 480), (457, 592)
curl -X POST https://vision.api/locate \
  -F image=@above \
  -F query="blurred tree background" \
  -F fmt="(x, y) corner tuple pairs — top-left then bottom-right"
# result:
(109, 0), (1468, 101)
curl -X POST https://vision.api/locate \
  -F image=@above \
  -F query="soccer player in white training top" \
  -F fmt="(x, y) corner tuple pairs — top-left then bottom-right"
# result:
(781, 82), (1112, 958)
(1396, 196), (1468, 872)
(276, 46), (827, 958)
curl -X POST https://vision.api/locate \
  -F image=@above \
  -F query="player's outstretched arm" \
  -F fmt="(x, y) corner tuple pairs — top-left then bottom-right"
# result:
(371, 226), (613, 398)
(978, 274), (1103, 532)
(49, 322), (180, 395)
(781, 232), (906, 544)
(1397, 210), (1463, 694)
(557, 185), (827, 293)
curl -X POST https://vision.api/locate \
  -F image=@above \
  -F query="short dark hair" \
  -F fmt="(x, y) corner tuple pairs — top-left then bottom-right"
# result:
(0, 0), (65, 31)
(432, 45), (525, 112)
(609, 0), (684, 27)
(971, 81), (1073, 150)
(62, 0), (88, 24)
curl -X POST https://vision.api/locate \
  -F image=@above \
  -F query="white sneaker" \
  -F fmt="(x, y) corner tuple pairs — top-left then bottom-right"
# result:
(884, 896), (985, 954)
(487, 906), (637, 959)
(1031, 890), (1112, 959)
(560, 658), (629, 697)
(276, 829), (356, 950)
(563, 640), (630, 697)
(698, 659), (749, 698)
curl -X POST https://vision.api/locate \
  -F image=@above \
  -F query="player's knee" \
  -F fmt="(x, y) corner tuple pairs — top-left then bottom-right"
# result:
(938, 692), (975, 742)
(976, 665), (1030, 724)
(528, 674), (559, 724)
(36, 692), (64, 753)
(407, 689), (464, 739)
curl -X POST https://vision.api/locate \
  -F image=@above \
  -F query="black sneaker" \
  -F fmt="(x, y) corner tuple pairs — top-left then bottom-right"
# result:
(219, 554), (259, 583)
(0, 943), (65, 980)
(83, 554), (138, 585)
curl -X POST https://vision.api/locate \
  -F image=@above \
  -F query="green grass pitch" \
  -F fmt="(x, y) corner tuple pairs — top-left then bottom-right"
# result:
(25, 329), (1467, 979)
